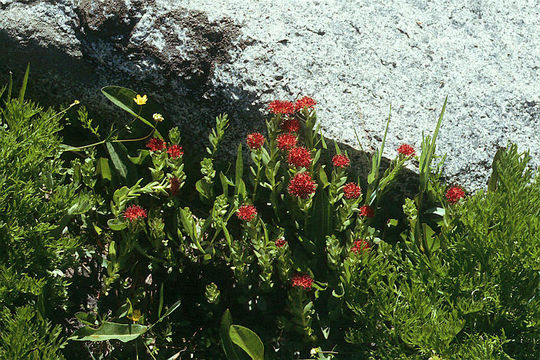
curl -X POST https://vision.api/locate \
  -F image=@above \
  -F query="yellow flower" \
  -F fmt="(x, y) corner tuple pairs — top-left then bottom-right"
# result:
(73, 100), (80, 105)
(127, 309), (142, 322)
(153, 113), (164, 122)
(134, 94), (148, 105)
(310, 347), (321, 357)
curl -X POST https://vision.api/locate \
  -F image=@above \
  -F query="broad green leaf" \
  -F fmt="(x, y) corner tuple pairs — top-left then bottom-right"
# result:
(229, 325), (264, 360)
(422, 223), (439, 253)
(106, 142), (128, 180)
(96, 157), (112, 181)
(318, 166), (329, 188)
(106, 142), (137, 185)
(75, 312), (98, 326)
(220, 310), (243, 360)
(425, 207), (446, 217)
(107, 218), (127, 231)
(128, 150), (150, 165)
(69, 321), (147, 343)
(101, 86), (155, 129)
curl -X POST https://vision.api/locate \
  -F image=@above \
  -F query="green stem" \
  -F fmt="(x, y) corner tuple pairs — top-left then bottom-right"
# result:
(251, 151), (263, 202)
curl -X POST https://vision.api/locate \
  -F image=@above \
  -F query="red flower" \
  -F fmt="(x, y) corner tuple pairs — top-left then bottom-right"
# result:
(351, 239), (370, 254)
(124, 205), (147, 222)
(358, 205), (374, 218)
(397, 144), (416, 157)
(146, 137), (166, 152)
(280, 118), (301, 133)
(288, 172), (317, 199)
(268, 100), (295, 115)
(445, 186), (465, 204)
(332, 154), (350, 168)
(236, 204), (257, 221)
(167, 145), (184, 159)
(246, 132), (265, 150)
(295, 96), (316, 111)
(343, 182), (362, 199)
(287, 147), (312, 168)
(291, 273), (313, 290)
(277, 133), (297, 151)
(169, 177), (181, 196)
(275, 238), (287, 248)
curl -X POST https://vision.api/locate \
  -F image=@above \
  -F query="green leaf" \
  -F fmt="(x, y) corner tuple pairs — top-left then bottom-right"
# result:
(367, 106), (391, 186)
(107, 218), (127, 231)
(106, 142), (137, 184)
(318, 166), (329, 188)
(220, 310), (243, 360)
(75, 312), (98, 326)
(158, 284), (164, 318)
(309, 189), (332, 246)
(7, 71), (12, 100)
(425, 207), (445, 217)
(128, 150), (150, 165)
(229, 325), (264, 360)
(69, 322), (147, 343)
(18, 63), (30, 102)
(96, 157), (112, 181)
(422, 223), (439, 253)
(106, 142), (128, 180)
(487, 147), (505, 192)
(235, 144), (246, 199)
(101, 86), (155, 129)
(159, 300), (181, 322)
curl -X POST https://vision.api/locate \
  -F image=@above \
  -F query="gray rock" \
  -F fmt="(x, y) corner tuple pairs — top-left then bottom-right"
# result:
(0, 0), (538, 191)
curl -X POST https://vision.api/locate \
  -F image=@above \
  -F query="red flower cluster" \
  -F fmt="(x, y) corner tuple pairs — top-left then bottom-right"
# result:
(246, 132), (265, 150)
(288, 172), (317, 198)
(343, 182), (362, 199)
(358, 205), (375, 218)
(236, 204), (257, 221)
(445, 186), (465, 204)
(167, 145), (184, 159)
(146, 137), (166, 152)
(124, 205), (147, 222)
(332, 154), (350, 168)
(275, 238), (287, 248)
(287, 147), (312, 168)
(295, 96), (316, 111)
(280, 118), (301, 133)
(397, 144), (416, 157)
(291, 273), (314, 290)
(277, 133), (297, 151)
(268, 100), (295, 115)
(169, 177), (181, 196)
(351, 239), (370, 254)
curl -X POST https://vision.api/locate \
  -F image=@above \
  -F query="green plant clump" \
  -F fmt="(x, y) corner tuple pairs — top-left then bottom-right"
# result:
(0, 69), (538, 359)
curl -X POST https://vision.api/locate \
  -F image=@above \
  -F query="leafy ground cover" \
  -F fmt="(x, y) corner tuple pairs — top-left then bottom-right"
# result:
(0, 69), (538, 359)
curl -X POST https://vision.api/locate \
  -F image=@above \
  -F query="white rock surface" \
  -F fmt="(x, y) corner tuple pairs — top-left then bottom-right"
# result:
(1, 0), (538, 190)
(179, 0), (539, 190)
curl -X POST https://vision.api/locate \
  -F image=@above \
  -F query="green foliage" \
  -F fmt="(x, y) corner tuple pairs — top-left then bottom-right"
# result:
(220, 310), (265, 360)
(3, 77), (538, 360)
(0, 76), (93, 358)
(0, 306), (66, 360)
(346, 144), (539, 359)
